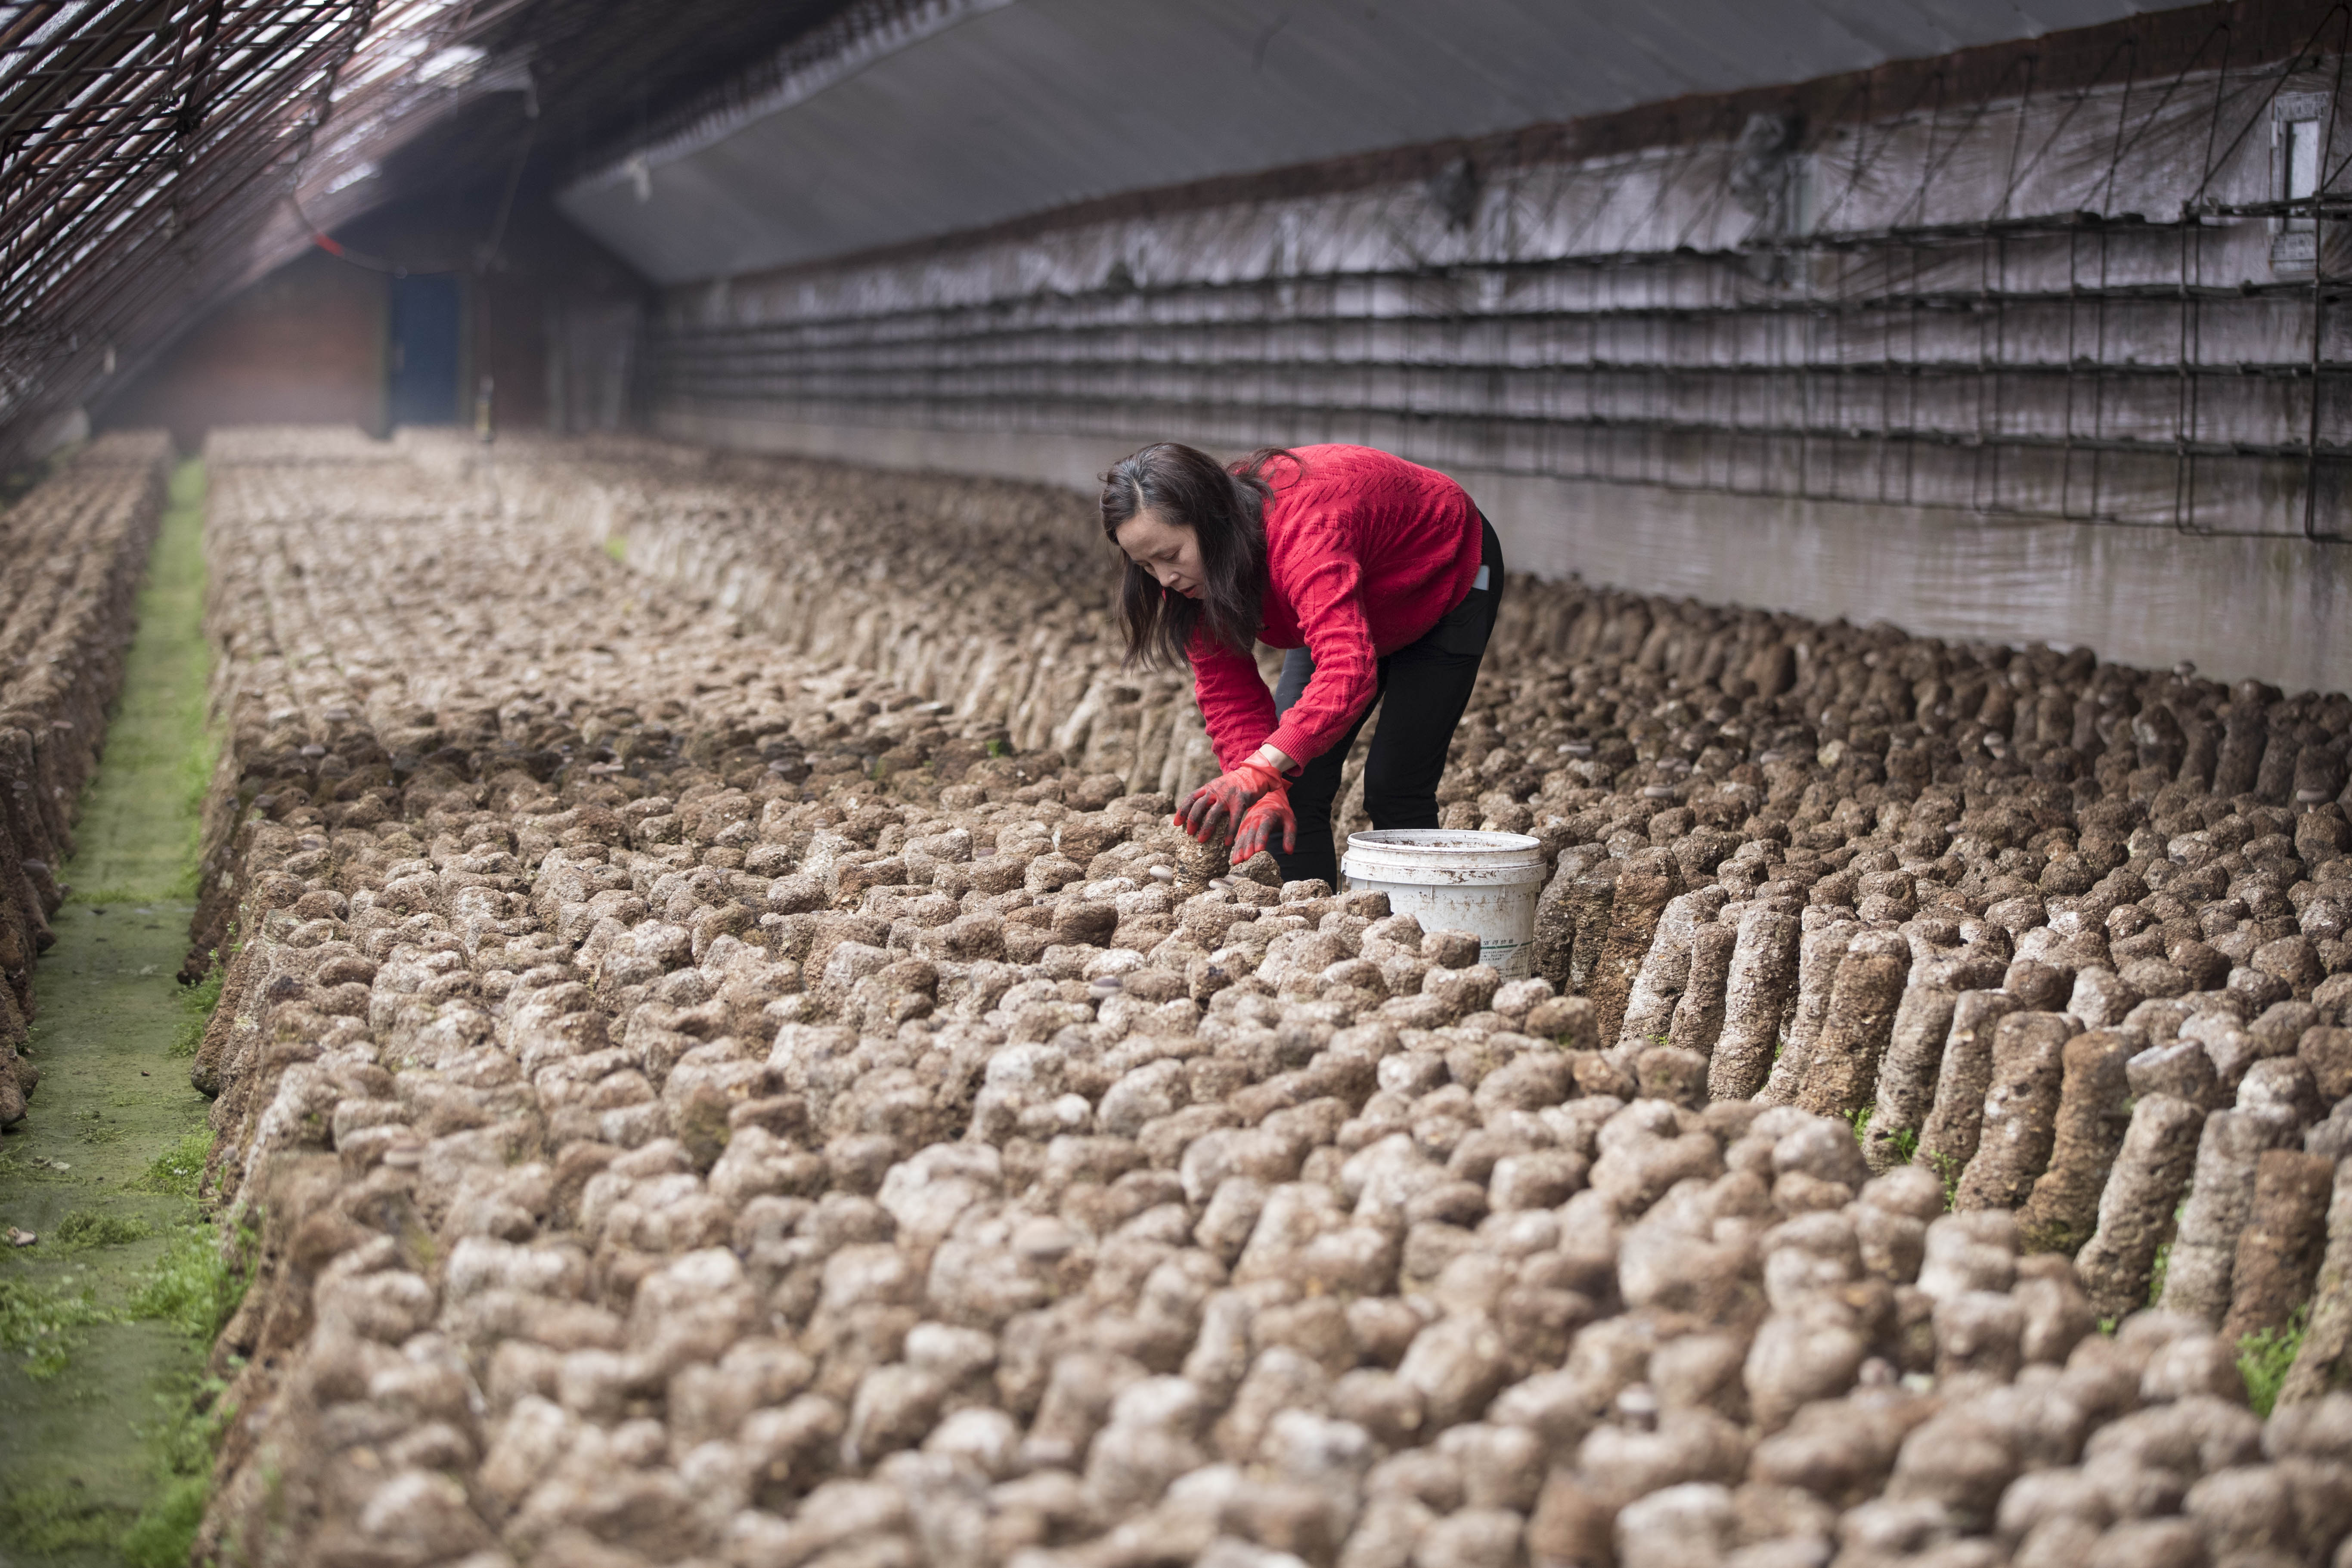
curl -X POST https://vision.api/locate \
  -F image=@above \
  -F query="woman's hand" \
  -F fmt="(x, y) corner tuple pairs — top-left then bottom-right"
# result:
(1176, 757), (1287, 843)
(1232, 786), (1296, 861)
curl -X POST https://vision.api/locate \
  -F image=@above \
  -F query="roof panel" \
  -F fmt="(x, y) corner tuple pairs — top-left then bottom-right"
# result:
(557, 0), (2154, 283)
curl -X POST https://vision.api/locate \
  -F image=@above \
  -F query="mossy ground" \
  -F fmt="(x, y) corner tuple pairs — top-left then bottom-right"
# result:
(0, 459), (226, 1567)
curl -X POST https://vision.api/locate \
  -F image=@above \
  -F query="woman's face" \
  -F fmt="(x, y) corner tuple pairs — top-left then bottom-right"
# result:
(1116, 508), (1204, 599)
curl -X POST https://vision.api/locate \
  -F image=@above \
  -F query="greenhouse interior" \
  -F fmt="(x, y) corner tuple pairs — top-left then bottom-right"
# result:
(3, 1), (2352, 1565)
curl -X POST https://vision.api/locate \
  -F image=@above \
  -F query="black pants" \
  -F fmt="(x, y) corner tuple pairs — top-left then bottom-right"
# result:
(1270, 515), (1504, 888)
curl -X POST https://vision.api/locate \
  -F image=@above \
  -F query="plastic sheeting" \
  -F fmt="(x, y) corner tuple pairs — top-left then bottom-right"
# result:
(649, 49), (2349, 538)
(637, 23), (2352, 688)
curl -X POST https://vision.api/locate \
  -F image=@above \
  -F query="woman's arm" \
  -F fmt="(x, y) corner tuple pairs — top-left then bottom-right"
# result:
(1260, 551), (1379, 769)
(1188, 521), (1379, 776)
(1189, 635), (1283, 772)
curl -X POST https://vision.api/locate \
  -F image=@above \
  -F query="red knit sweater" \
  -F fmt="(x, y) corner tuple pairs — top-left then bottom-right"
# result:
(1190, 445), (1481, 771)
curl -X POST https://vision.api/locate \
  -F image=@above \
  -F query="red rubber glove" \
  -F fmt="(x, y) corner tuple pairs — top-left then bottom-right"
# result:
(1232, 783), (1296, 862)
(1176, 757), (1288, 843)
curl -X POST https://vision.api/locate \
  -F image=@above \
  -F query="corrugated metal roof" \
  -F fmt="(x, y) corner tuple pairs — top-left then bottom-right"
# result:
(557, 0), (2156, 284)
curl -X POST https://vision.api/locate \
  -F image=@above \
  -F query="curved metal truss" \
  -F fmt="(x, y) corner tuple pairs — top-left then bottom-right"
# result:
(0, 1), (390, 464)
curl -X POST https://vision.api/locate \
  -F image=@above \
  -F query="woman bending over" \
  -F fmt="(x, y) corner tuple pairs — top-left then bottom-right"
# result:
(1101, 442), (1503, 887)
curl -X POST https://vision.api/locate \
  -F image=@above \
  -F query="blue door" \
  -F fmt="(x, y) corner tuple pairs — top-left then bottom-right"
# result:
(388, 274), (461, 425)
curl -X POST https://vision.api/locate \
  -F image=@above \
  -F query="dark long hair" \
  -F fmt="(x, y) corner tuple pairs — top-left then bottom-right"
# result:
(1100, 443), (1298, 668)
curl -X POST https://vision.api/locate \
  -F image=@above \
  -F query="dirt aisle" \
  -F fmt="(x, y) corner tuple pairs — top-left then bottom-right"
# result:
(0, 459), (227, 1567)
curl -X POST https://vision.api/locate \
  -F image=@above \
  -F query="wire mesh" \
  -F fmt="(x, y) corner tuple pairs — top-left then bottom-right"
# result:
(0, 0), (381, 463)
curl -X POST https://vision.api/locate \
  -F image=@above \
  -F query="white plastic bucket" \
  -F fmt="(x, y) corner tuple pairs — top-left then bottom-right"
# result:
(1340, 829), (1547, 979)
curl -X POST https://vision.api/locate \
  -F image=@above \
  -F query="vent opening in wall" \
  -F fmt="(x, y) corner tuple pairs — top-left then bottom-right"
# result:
(2273, 91), (2331, 273)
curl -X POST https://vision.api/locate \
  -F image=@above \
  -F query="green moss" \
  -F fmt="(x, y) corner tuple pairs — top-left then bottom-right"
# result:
(128, 1132), (213, 1200)
(118, 1374), (232, 1568)
(0, 1276), (119, 1379)
(604, 536), (628, 563)
(74, 1108), (127, 1146)
(170, 957), (223, 1058)
(0, 1481), (132, 1553)
(0, 456), (224, 1567)
(0, 1146), (73, 1183)
(49, 1211), (152, 1250)
(130, 1222), (251, 1343)
(2238, 1307), (2308, 1417)
(1928, 1149), (1964, 1210)
(66, 457), (215, 902)
(118, 1475), (209, 1568)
